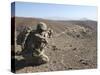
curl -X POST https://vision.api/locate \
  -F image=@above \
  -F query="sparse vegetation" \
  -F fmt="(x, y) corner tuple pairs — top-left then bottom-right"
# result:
(12, 17), (97, 73)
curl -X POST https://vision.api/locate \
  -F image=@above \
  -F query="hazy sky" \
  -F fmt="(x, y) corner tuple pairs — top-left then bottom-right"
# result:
(11, 2), (97, 20)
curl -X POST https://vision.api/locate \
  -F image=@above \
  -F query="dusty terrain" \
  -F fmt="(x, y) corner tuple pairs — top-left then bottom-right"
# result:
(11, 17), (97, 73)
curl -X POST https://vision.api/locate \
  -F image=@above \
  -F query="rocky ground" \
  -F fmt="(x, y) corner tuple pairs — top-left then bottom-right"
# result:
(12, 17), (97, 73)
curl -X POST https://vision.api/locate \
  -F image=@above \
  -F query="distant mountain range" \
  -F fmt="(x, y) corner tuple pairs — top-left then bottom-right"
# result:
(12, 16), (97, 21)
(42, 17), (96, 21)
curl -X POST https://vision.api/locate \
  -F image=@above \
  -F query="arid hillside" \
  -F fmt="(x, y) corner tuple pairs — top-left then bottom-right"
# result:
(11, 17), (97, 73)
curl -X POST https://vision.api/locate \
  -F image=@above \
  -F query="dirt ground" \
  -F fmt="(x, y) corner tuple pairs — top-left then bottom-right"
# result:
(12, 17), (97, 73)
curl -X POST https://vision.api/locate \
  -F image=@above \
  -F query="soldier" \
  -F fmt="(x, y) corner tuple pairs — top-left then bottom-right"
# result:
(21, 22), (52, 65)
(47, 28), (53, 38)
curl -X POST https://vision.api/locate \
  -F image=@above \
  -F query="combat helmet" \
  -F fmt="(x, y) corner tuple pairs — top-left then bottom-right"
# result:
(37, 22), (47, 31)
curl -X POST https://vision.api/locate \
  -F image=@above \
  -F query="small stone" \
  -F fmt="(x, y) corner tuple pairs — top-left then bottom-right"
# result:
(69, 45), (72, 47)
(73, 48), (77, 50)
(68, 68), (73, 70)
(76, 34), (80, 38)
(52, 45), (58, 51)
(79, 59), (89, 65)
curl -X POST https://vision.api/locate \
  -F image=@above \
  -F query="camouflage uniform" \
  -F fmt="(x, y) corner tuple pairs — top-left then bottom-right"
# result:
(21, 22), (50, 65)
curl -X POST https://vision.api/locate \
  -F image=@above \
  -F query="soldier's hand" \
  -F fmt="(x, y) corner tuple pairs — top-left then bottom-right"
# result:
(42, 38), (48, 44)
